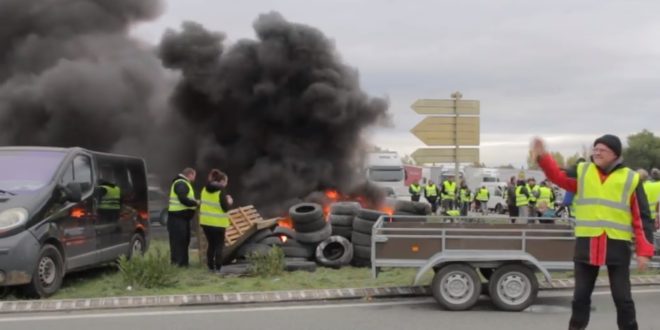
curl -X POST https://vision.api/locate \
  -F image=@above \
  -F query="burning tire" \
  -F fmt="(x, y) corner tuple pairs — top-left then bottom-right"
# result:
(357, 208), (387, 221)
(289, 203), (324, 224)
(273, 226), (297, 239)
(315, 236), (353, 267)
(328, 214), (354, 227)
(331, 225), (352, 238)
(296, 222), (332, 244)
(330, 202), (361, 216)
(351, 231), (372, 246)
(352, 217), (376, 234)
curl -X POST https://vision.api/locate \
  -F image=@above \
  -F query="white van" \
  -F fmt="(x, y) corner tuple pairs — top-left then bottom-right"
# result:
(480, 181), (508, 214)
(365, 152), (407, 199)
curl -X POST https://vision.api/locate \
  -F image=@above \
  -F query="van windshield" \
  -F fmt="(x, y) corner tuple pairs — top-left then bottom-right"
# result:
(0, 150), (66, 193)
(369, 168), (404, 182)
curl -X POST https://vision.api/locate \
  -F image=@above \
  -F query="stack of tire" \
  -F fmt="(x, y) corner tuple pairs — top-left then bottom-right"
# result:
(351, 208), (387, 267)
(327, 202), (360, 239)
(393, 200), (432, 219)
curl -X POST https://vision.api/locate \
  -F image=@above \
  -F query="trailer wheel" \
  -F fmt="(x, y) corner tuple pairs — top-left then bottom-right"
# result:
(431, 264), (481, 311)
(488, 264), (538, 311)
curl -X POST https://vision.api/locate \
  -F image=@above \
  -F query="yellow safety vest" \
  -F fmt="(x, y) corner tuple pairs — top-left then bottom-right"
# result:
(99, 185), (120, 210)
(527, 184), (538, 202)
(574, 162), (638, 241)
(409, 183), (421, 195)
(169, 178), (196, 212)
(441, 181), (456, 200)
(460, 188), (471, 203)
(425, 184), (438, 197)
(643, 181), (660, 220)
(199, 188), (229, 228)
(537, 186), (554, 209)
(515, 186), (528, 207)
(475, 188), (489, 202)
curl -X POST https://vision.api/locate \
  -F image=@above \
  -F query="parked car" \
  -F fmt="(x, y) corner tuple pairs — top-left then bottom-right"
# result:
(148, 186), (168, 226)
(0, 146), (149, 298)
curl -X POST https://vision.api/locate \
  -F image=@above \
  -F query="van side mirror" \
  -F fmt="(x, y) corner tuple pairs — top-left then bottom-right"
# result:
(60, 183), (82, 203)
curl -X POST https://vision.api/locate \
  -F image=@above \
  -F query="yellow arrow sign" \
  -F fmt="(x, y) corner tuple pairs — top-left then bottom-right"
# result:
(411, 148), (479, 164)
(411, 99), (480, 115)
(411, 117), (479, 146)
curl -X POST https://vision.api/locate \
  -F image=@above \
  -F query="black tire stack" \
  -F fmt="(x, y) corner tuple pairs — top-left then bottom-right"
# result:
(393, 200), (432, 220)
(328, 202), (360, 239)
(351, 208), (387, 267)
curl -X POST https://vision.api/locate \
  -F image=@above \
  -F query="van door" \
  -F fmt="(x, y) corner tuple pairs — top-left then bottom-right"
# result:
(95, 158), (127, 262)
(57, 154), (96, 270)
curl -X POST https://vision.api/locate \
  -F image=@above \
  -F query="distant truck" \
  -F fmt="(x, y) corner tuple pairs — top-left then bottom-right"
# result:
(365, 152), (407, 199)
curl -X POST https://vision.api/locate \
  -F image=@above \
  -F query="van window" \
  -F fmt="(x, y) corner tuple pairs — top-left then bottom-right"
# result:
(0, 150), (66, 193)
(61, 155), (93, 195)
(369, 168), (404, 182)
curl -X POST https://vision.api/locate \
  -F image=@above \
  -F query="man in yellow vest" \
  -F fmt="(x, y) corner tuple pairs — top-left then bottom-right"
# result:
(97, 178), (121, 229)
(637, 169), (660, 221)
(424, 180), (439, 214)
(439, 177), (457, 212)
(474, 186), (490, 215)
(533, 134), (654, 330)
(514, 179), (530, 223)
(168, 167), (199, 267)
(200, 169), (233, 273)
(409, 179), (422, 202)
(537, 180), (555, 210)
(458, 180), (471, 216)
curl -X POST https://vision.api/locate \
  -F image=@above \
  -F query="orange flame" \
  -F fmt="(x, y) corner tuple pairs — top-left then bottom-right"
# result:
(70, 207), (86, 218)
(278, 217), (293, 229)
(280, 235), (288, 243)
(325, 189), (339, 201)
(380, 206), (394, 216)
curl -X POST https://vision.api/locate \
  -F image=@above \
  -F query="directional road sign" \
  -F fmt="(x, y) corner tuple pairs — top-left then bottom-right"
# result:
(411, 148), (480, 164)
(411, 116), (479, 146)
(411, 99), (480, 115)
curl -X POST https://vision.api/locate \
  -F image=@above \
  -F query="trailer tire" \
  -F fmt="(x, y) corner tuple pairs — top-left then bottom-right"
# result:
(351, 231), (372, 246)
(296, 223), (332, 244)
(289, 203), (324, 224)
(431, 263), (481, 311)
(315, 236), (353, 267)
(328, 214), (354, 227)
(357, 208), (387, 221)
(352, 217), (375, 234)
(330, 202), (361, 216)
(488, 264), (538, 311)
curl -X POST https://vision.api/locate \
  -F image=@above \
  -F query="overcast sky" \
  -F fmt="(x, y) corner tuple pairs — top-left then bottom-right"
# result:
(133, 0), (660, 167)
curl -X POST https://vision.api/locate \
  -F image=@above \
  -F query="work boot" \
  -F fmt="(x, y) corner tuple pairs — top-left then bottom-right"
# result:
(568, 320), (587, 330)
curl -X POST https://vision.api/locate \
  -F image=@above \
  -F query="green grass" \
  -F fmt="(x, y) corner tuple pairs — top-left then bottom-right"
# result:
(2, 240), (659, 300)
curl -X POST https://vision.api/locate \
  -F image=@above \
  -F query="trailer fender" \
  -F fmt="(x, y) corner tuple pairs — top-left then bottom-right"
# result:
(413, 251), (552, 286)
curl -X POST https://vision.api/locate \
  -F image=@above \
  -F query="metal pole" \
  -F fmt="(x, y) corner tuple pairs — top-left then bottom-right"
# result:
(451, 92), (462, 205)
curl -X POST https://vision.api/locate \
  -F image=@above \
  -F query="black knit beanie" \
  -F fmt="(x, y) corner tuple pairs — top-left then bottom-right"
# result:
(593, 134), (622, 157)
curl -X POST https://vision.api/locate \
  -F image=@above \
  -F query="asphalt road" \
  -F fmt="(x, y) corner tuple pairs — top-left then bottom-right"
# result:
(2, 287), (660, 330)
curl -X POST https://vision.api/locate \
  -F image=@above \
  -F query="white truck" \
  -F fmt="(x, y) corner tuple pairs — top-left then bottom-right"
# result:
(365, 152), (407, 199)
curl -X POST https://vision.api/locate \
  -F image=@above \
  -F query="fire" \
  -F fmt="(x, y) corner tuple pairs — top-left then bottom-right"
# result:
(279, 235), (288, 243)
(380, 206), (394, 216)
(278, 217), (293, 229)
(325, 189), (339, 201)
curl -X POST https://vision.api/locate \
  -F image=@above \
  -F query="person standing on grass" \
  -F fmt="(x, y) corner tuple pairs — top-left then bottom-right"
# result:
(168, 167), (199, 267)
(200, 169), (233, 274)
(532, 135), (653, 330)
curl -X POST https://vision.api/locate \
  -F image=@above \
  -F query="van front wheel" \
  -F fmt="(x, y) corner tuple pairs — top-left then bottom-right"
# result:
(23, 244), (64, 298)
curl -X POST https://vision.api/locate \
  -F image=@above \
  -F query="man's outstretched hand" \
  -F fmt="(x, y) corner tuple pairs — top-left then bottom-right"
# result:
(530, 137), (547, 160)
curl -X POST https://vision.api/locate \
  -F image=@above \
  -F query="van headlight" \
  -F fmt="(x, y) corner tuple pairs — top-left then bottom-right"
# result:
(0, 208), (29, 231)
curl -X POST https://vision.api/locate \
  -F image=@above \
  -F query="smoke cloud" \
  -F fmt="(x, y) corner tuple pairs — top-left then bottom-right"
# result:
(0, 2), (389, 216)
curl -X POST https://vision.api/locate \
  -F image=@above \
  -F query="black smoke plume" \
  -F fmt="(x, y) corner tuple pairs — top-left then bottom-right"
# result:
(0, 1), (389, 216)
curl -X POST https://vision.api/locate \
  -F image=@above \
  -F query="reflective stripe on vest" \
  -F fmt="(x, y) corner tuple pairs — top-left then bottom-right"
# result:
(169, 179), (196, 212)
(441, 181), (456, 200)
(537, 186), (554, 208)
(425, 184), (438, 197)
(475, 188), (489, 202)
(99, 185), (120, 210)
(574, 162), (637, 241)
(515, 186), (528, 206)
(643, 181), (660, 219)
(199, 188), (229, 228)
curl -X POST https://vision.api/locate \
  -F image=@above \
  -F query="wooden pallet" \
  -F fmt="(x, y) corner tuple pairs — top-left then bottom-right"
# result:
(196, 205), (280, 265)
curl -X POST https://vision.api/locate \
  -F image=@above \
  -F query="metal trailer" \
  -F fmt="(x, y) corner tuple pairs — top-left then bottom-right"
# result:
(370, 214), (653, 312)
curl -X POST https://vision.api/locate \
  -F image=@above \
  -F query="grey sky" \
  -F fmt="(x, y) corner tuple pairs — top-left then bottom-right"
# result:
(133, 0), (660, 167)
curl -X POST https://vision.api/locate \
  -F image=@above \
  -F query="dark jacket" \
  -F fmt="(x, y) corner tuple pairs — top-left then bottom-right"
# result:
(169, 174), (197, 220)
(538, 154), (654, 265)
(204, 181), (231, 212)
